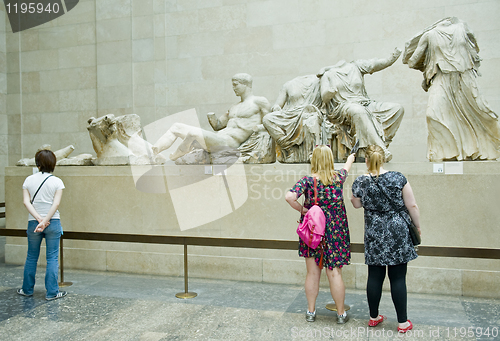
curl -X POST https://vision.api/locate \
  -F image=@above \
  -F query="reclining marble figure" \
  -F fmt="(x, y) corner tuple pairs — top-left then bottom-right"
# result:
(318, 48), (405, 161)
(16, 145), (93, 166)
(152, 73), (273, 164)
(87, 114), (166, 165)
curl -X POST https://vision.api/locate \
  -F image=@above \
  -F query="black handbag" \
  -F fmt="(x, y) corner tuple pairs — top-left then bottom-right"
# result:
(370, 175), (421, 247)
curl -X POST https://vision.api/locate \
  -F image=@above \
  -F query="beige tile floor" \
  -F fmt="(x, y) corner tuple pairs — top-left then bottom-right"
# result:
(1, 262), (499, 340)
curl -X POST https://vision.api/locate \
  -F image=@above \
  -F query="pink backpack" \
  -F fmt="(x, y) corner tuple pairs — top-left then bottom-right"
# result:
(296, 177), (326, 255)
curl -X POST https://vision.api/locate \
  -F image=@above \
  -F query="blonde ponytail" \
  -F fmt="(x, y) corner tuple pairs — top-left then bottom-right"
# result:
(365, 145), (385, 176)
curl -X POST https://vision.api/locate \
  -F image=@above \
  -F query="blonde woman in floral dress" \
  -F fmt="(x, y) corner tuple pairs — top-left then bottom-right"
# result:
(286, 146), (355, 324)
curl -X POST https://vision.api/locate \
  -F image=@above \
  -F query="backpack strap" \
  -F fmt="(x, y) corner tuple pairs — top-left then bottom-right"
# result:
(313, 177), (318, 205)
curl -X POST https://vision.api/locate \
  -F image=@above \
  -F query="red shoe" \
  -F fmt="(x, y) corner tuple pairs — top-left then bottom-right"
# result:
(368, 315), (386, 327)
(398, 320), (413, 333)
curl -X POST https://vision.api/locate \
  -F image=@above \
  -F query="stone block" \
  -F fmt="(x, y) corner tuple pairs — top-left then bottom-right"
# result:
(165, 10), (198, 36)
(59, 89), (97, 111)
(272, 20), (326, 50)
(154, 14), (165, 38)
(263, 258), (303, 285)
(246, 0), (300, 27)
(133, 38), (155, 62)
(0, 113), (6, 134)
(154, 37), (165, 60)
(96, 0), (131, 20)
(177, 32), (224, 58)
(38, 26), (79, 50)
(167, 58), (202, 83)
(132, 16), (154, 40)
(97, 17), (132, 43)
(22, 91), (59, 113)
(132, 0), (153, 17)
(41, 112), (80, 133)
(6, 52), (19, 73)
(59, 45), (96, 69)
(107, 250), (183, 275)
(20, 50), (59, 72)
(62, 247), (107, 271)
(132, 61), (155, 85)
(57, 0), (96, 26)
(22, 113), (41, 134)
(97, 85), (133, 109)
(463, 270), (500, 299)
(39, 67), (96, 92)
(98, 63), (132, 87)
(190, 254), (263, 282)
(197, 5), (246, 32)
(97, 40), (132, 65)
(407, 266), (462, 296)
(223, 26), (273, 55)
(19, 30), (39, 51)
(133, 84), (155, 107)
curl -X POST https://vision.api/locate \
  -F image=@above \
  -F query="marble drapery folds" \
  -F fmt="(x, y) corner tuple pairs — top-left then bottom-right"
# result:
(404, 17), (500, 161)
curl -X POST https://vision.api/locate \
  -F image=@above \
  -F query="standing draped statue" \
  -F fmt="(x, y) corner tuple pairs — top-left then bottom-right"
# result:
(403, 17), (500, 161)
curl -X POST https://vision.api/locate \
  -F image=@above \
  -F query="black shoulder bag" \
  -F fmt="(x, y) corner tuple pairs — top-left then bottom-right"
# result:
(370, 175), (421, 247)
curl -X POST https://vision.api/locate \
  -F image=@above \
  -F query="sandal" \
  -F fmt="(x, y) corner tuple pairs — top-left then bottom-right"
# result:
(368, 315), (386, 327)
(398, 320), (413, 333)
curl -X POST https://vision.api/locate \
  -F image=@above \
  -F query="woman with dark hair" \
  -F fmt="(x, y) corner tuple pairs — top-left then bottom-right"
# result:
(17, 149), (67, 300)
(351, 145), (421, 333)
(286, 145), (355, 324)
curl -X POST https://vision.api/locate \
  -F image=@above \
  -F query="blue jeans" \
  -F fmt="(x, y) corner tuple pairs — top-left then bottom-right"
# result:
(22, 219), (62, 298)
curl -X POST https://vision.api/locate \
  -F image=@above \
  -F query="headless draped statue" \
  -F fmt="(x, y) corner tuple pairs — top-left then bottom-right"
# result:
(403, 17), (500, 161)
(318, 48), (405, 161)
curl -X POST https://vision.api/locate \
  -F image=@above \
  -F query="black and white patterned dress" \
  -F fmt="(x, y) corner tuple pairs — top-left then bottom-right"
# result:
(352, 171), (418, 266)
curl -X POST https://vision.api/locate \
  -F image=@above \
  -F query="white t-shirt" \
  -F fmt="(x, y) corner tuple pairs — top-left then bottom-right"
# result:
(22, 172), (65, 221)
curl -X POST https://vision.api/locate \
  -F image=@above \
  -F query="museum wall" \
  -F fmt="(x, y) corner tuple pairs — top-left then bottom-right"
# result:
(0, 4), (6, 206)
(3, 0), (500, 168)
(2, 0), (500, 296)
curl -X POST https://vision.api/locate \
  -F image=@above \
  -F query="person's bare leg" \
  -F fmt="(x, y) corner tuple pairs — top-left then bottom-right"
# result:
(326, 267), (345, 315)
(305, 257), (322, 313)
(152, 123), (191, 155)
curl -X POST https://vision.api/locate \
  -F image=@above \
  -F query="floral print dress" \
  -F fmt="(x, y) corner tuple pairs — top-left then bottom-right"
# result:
(290, 169), (351, 269)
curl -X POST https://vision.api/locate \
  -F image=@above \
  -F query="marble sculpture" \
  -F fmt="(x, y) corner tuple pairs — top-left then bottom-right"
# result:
(152, 73), (274, 164)
(403, 17), (500, 161)
(318, 48), (405, 161)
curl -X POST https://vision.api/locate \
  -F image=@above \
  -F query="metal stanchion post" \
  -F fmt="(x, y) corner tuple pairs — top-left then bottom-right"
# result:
(58, 236), (72, 287)
(175, 243), (197, 299)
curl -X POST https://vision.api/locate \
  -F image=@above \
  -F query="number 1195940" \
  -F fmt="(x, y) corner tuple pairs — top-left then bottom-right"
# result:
(6, 2), (60, 14)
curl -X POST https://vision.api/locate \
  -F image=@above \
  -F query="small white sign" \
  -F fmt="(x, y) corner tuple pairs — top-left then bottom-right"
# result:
(213, 165), (227, 176)
(32, 167), (39, 174)
(433, 164), (444, 173)
(445, 162), (464, 175)
(204, 166), (213, 175)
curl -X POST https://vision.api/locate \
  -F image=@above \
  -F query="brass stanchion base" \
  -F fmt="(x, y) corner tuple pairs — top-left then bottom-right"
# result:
(175, 292), (197, 299)
(59, 282), (73, 287)
(325, 303), (350, 312)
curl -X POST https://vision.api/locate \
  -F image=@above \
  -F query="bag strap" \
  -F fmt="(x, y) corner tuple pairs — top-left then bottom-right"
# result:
(369, 175), (410, 226)
(31, 174), (53, 204)
(313, 177), (318, 205)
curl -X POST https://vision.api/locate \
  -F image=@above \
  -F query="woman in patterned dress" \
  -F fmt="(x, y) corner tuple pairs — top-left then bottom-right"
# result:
(351, 145), (421, 333)
(286, 146), (355, 324)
